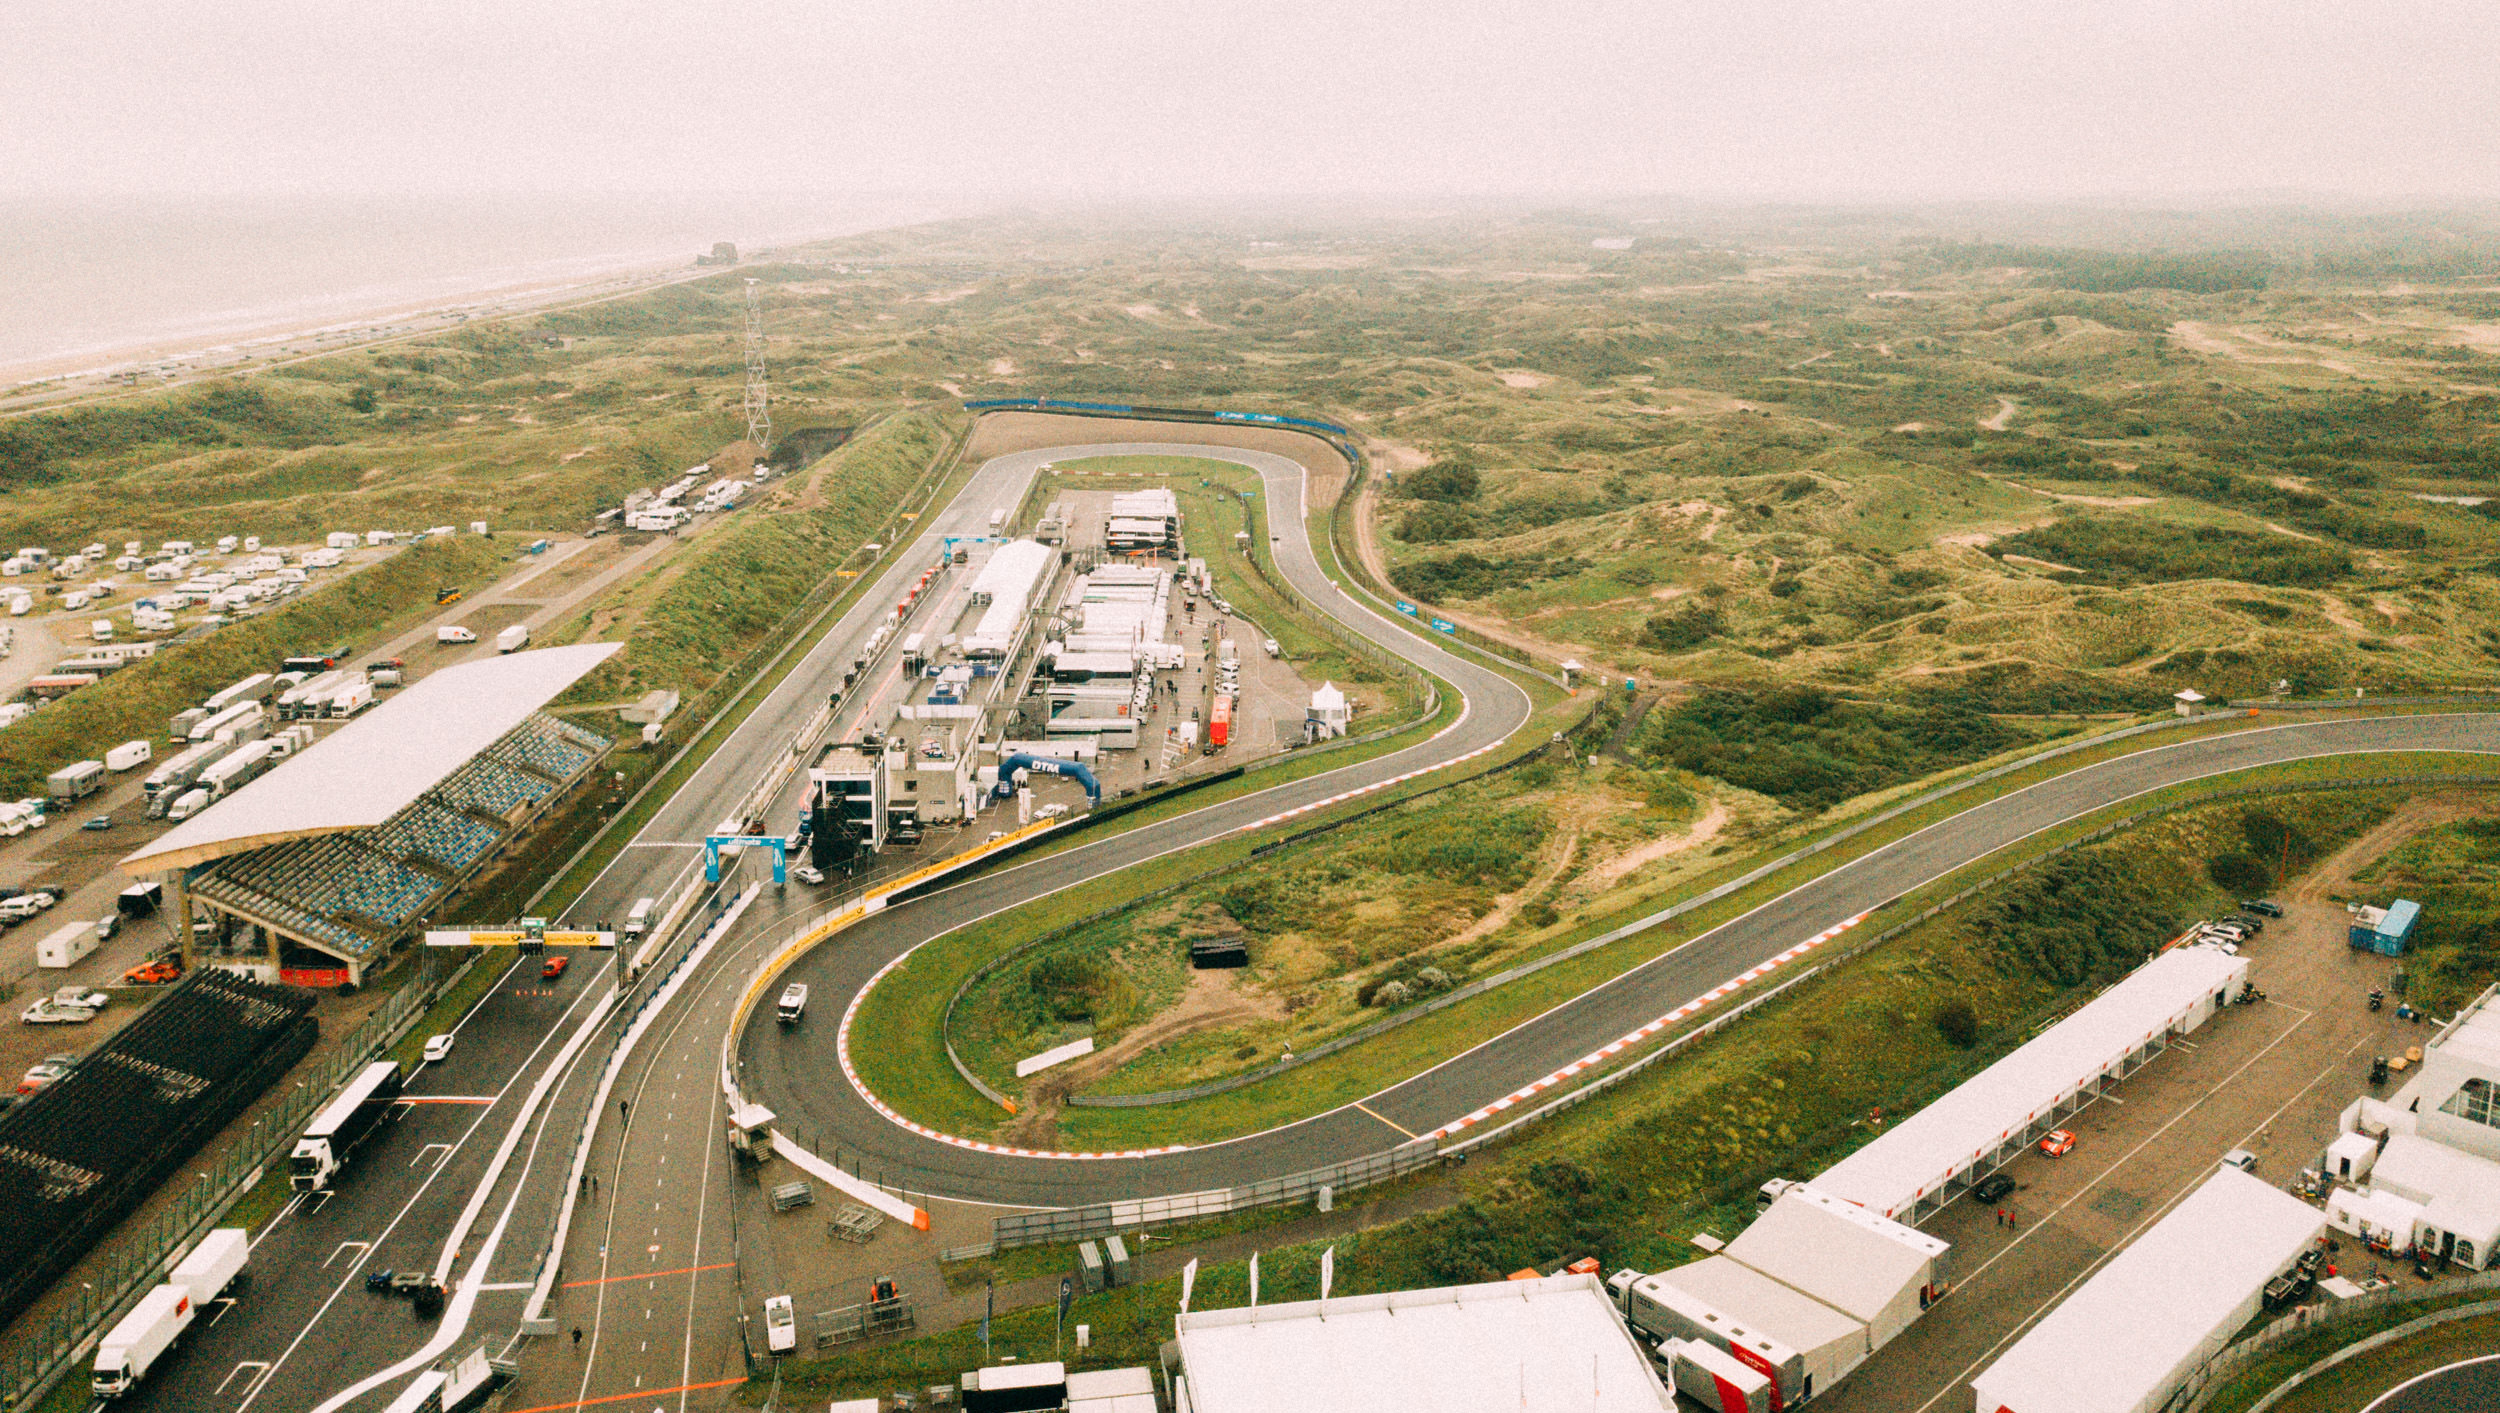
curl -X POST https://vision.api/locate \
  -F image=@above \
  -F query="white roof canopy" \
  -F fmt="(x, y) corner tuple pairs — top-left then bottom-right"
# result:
(1814, 946), (2247, 1218)
(121, 643), (618, 873)
(1974, 1169), (2322, 1413)
(1174, 1273), (1668, 1413)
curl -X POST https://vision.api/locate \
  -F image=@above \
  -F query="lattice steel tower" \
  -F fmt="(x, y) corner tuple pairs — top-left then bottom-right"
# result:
(741, 278), (771, 455)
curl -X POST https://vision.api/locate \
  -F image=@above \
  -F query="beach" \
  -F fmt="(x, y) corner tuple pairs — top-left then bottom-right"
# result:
(0, 192), (940, 401)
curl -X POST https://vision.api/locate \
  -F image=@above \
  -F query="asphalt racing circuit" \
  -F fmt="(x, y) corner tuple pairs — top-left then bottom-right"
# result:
(91, 420), (2499, 1413)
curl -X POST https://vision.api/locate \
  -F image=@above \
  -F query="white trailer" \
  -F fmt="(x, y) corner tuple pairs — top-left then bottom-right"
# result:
(327, 531), (360, 550)
(106, 739), (153, 772)
(91, 1283), (195, 1396)
(47, 760), (105, 801)
(203, 673), (273, 713)
(189, 700), (262, 742)
(325, 677), (375, 717)
(36, 919), (98, 968)
(497, 624), (529, 653)
(198, 739), (276, 799)
(170, 1228), (250, 1302)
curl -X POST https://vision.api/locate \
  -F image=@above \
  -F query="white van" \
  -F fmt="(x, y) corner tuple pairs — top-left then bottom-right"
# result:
(623, 896), (656, 939)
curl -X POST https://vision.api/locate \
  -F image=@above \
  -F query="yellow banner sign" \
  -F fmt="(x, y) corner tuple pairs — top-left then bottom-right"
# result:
(423, 930), (615, 949)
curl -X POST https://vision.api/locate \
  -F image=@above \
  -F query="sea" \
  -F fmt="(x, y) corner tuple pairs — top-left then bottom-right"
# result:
(0, 192), (937, 381)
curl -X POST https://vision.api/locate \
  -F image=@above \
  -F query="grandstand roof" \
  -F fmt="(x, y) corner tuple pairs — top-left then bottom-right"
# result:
(121, 643), (618, 874)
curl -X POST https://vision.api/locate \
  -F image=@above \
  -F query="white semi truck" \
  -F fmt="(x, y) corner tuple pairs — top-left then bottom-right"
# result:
(289, 1061), (405, 1191)
(91, 1229), (248, 1397)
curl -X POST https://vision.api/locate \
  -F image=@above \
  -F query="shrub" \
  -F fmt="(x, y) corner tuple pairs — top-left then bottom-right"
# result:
(1636, 688), (2025, 813)
(1642, 605), (1725, 652)
(2208, 852), (2273, 895)
(1932, 1000), (1981, 1048)
(1995, 515), (2352, 588)
(1395, 503), (1479, 543)
(1972, 850), (2185, 986)
(1401, 458), (1481, 502)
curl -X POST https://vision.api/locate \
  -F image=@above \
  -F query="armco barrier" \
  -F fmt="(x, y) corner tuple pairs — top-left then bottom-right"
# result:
(983, 770), (2500, 1254)
(2182, 1277), (2500, 1413)
(988, 1138), (1441, 1252)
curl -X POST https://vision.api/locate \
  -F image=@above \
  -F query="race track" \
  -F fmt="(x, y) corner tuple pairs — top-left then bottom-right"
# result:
(744, 442), (2500, 1209)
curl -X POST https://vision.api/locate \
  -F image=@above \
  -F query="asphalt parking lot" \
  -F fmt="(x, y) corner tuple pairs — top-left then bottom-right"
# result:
(1823, 825), (2470, 1413)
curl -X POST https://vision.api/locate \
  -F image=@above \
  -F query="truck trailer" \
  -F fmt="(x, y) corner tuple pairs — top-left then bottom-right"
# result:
(105, 739), (153, 772)
(46, 760), (105, 801)
(496, 624), (529, 653)
(170, 1228), (249, 1303)
(197, 740), (276, 800)
(288, 1061), (405, 1191)
(36, 919), (98, 969)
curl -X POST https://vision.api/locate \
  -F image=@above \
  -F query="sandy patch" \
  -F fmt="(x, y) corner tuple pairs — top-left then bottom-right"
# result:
(1499, 370), (1552, 389)
(559, 446), (598, 463)
(1584, 801), (1729, 890)
(2317, 596), (2372, 637)
(1935, 530), (2000, 549)
(921, 286), (979, 304)
(1009, 967), (1285, 1138)
(2051, 492), (2154, 508)
(1892, 421), (1928, 433)
(2264, 522), (2323, 542)
(937, 381), (963, 397)
(1365, 438), (1430, 473)
(1123, 303), (1161, 319)
(988, 358), (1018, 377)
(1434, 832), (1582, 950)
(1979, 398), (2018, 431)
(2001, 553), (2081, 574)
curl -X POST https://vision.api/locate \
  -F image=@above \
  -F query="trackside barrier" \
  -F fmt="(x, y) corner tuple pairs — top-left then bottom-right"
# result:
(770, 1131), (929, 1230)
(987, 1139), (1442, 1253)
(519, 881), (760, 1333)
(978, 770), (2500, 1255)
(0, 949), (476, 1412)
(2182, 1277), (2500, 1413)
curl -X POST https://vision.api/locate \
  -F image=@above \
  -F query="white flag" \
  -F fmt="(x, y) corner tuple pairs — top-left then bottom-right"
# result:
(1179, 1257), (1199, 1315)
(1320, 1246), (1335, 1301)
(1249, 1251), (1260, 1309)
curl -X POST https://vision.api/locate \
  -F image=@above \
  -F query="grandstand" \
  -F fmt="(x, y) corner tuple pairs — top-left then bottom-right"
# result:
(0, 968), (317, 1327)
(120, 645), (619, 987)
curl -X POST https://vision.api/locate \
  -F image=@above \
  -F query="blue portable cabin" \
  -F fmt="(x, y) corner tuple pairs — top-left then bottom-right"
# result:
(2349, 898), (2421, 956)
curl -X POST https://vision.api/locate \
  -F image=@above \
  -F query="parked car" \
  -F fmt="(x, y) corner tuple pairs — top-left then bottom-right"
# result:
(2227, 913), (2267, 933)
(81, 815), (112, 831)
(541, 955), (569, 981)
(2039, 1129), (2078, 1158)
(2221, 1148), (2259, 1173)
(422, 1034), (455, 1063)
(791, 865), (824, 886)
(2242, 899), (2285, 918)
(123, 957), (182, 985)
(1972, 1173), (2017, 1203)
(17, 1054), (77, 1094)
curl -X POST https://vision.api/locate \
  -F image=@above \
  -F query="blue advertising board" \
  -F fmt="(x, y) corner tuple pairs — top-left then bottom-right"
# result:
(1431, 619), (1456, 635)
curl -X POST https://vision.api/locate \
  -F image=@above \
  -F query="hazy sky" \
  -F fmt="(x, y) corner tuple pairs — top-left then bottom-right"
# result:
(8, 0), (2498, 201)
